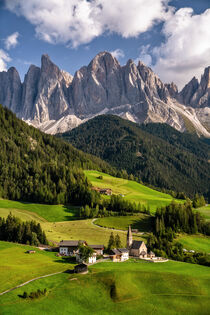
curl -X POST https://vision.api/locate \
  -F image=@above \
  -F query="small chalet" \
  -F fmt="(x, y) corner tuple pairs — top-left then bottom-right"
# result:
(110, 248), (129, 262)
(148, 251), (155, 258)
(74, 263), (88, 274)
(100, 188), (112, 196)
(89, 245), (104, 255)
(127, 225), (149, 258)
(59, 240), (87, 256)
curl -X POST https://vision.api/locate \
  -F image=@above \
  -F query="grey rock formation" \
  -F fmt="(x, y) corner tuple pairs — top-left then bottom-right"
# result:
(0, 67), (22, 113)
(0, 51), (209, 137)
(179, 67), (210, 108)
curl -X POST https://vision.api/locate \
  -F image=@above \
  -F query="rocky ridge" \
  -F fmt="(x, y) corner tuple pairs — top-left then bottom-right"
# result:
(0, 52), (209, 137)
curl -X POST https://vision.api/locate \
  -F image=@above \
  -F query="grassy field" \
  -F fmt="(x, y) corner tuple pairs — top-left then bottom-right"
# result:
(0, 206), (143, 245)
(0, 241), (74, 293)
(177, 234), (210, 253)
(0, 260), (209, 315)
(84, 170), (182, 213)
(94, 214), (153, 232)
(0, 199), (79, 222)
(42, 219), (144, 245)
(196, 205), (210, 221)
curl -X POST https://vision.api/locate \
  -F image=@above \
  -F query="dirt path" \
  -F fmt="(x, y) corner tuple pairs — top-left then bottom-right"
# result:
(0, 271), (64, 297)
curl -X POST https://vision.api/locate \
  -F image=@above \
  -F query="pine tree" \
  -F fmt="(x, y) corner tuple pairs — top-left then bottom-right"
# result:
(108, 232), (115, 250)
(115, 234), (122, 248)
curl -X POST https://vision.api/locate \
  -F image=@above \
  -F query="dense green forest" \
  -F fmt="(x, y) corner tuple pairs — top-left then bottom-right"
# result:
(59, 115), (210, 199)
(147, 201), (210, 266)
(0, 213), (48, 245)
(0, 105), (114, 204)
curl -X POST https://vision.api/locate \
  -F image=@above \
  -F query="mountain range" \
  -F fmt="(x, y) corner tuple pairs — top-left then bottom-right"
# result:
(59, 115), (210, 199)
(0, 52), (210, 137)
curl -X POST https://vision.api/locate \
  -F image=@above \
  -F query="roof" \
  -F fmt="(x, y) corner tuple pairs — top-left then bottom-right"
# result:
(130, 240), (144, 249)
(74, 263), (88, 269)
(141, 251), (147, 255)
(59, 240), (86, 247)
(111, 248), (129, 255)
(149, 251), (155, 255)
(118, 248), (129, 253)
(89, 245), (104, 249)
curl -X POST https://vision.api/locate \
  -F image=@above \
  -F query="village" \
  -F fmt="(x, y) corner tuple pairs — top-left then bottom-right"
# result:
(58, 226), (167, 273)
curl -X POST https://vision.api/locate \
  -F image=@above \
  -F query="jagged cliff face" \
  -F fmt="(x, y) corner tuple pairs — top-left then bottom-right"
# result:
(0, 52), (209, 136)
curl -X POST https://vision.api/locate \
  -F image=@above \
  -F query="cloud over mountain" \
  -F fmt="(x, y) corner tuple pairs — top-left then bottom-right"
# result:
(152, 8), (210, 89)
(5, 0), (169, 47)
(5, 32), (19, 50)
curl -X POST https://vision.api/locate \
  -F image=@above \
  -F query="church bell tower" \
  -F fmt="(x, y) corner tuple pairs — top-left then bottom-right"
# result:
(127, 225), (133, 248)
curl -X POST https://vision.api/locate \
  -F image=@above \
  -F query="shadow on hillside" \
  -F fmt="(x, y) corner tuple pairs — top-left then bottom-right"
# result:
(131, 216), (154, 232)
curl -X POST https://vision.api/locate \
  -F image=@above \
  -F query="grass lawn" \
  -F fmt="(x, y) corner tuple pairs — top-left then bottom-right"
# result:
(196, 205), (210, 221)
(177, 234), (210, 253)
(0, 199), (79, 222)
(84, 170), (183, 213)
(0, 260), (209, 315)
(94, 214), (153, 232)
(42, 219), (144, 245)
(0, 241), (75, 293)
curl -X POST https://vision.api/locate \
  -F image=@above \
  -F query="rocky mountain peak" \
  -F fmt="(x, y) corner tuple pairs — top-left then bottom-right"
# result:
(88, 51), (120, 73)
(165, 82), (178, 98)
(0, 52), (210, 137)
(201, 66), (210, 90)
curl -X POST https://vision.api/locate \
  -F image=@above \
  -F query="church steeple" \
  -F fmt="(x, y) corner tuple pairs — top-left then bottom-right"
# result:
(127, 225), (133, 248)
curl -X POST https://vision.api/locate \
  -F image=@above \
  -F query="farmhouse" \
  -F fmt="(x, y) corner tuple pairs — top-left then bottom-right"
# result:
(127, 225), (149, 258)
(76, 252), (97, 264)
(91, 187), (112, 195)
(59, 240), (87, 256)
(89, 245), (104, 255)
(110, 248), (129, 262)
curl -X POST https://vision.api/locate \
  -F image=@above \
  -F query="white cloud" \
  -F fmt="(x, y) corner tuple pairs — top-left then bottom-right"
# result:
(110, 49), (125, 59)
(5, 0), (170, 48)
(135, 45), (152, 67)
(0, 49), (11, 71)
(151, 8), (210, 89)
(5, 32), (19, 50)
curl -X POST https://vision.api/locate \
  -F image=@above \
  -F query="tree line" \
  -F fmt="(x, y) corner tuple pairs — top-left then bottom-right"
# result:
(79, 195), (150, 219)
(147, 201), (210, 266)
(0, 104), (115, 205)
(0, 213), (48, 246)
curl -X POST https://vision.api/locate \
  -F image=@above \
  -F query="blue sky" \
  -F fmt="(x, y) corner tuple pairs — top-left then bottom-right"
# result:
(0, 0), (210, 89)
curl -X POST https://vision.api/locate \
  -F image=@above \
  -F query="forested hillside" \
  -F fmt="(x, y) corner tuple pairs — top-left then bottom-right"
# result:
(59, 115), (210, 199)
(0, 105), (114, 204)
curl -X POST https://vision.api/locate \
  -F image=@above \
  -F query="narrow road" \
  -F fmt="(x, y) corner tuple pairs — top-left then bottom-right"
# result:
(0, 271), (64, 296)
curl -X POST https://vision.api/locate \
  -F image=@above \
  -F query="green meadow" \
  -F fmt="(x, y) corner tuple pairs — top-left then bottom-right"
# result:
(0, 206), (142, 245)
(84, 170), (182, 213)
(177, 234), (210, 253)
(196, 205), (210, 221)
(94, 214), (153, 232)
(0, 260), (209, 315)
(0, 199), (79, 222)
(0, 241), (72, 293)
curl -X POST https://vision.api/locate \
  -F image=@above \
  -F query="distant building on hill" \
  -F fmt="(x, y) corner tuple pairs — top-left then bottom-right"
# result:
(127, 225), (149, 258)
(91, 187), (112, 195)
